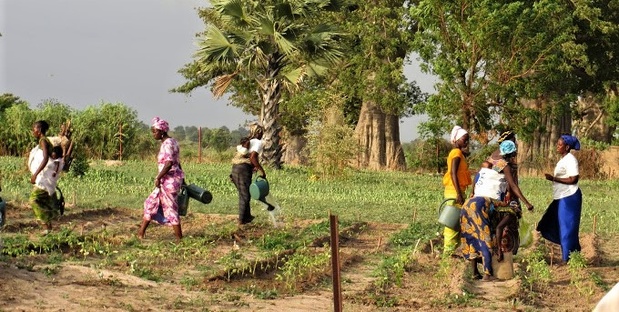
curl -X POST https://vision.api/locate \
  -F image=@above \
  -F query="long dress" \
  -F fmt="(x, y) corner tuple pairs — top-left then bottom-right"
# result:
(537, 152), (582, 262)
(461, 197), (520, 275)
(442, 148), (472, 252)
(143, 138), (184, 226)
(28, 137), (60, 223)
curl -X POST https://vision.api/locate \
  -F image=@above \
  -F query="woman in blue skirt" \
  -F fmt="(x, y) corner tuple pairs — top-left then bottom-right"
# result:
(537, 134), (582, 263)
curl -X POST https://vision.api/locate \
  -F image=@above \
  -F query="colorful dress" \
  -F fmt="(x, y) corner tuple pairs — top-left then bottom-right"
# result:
(460, 197), (517, 276)
(28, 137), (59, 223)
(143, 138), (184, 225)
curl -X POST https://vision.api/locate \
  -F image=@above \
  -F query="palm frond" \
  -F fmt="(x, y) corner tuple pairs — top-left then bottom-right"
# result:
(195, 27), (236, 63)
(213, 72), (238, 98)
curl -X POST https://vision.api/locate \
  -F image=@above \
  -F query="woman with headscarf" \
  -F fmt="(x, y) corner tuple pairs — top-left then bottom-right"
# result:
(537, 134), (582, 263)
(230, 123), (267, 225)
(487, 130), (535, 211)
(461, 140), (523, 281)
(28, 120), (59, 234)
(138, 117), (185, 242)
(442, 125), (472, 255)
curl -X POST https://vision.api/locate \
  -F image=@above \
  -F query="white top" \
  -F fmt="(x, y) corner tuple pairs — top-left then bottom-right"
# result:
(28, 146), (63, 195)
(552, 152), (579, 199)
(594, 282), (619, 312)
(473, 167), (507, 200)
(236, 145), (249, 155)
(249, 138), (263, 154)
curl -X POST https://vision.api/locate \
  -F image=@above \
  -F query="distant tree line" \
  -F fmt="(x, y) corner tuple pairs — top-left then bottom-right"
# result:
(0, 93), (249, 160)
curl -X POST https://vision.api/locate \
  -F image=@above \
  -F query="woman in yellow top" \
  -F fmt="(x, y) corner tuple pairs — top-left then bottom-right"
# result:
(442, 125), (472, 254)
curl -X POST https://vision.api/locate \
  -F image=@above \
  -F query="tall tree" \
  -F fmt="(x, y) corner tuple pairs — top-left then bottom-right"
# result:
(174, 0), (345, 169)
(410, 0), (580, 142)
(332, 1), (425, 170)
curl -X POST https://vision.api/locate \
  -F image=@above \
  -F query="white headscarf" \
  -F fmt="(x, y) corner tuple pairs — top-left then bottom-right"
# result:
(450, 126), (468, 144)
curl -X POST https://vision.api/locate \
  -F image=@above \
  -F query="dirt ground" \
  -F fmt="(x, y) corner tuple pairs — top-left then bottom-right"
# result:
(1, 203), (618, 312)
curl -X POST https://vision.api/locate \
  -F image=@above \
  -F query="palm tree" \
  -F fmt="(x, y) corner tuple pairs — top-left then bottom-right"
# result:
(175, 0), (345, 168)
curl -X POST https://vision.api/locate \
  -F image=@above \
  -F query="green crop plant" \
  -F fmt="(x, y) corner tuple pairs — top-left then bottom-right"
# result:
(567, 251), (594, 296)
(518, 246), (552, 294)
(275, 247), (330, 291)
(372, 247), (416, 291)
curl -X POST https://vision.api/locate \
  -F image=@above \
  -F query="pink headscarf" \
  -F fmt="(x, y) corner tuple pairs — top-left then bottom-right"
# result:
(151, 117), (169, 132)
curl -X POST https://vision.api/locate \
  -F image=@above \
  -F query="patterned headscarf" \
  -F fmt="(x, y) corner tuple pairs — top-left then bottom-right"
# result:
(561, 135), (581, 151)
(500, 140), (517, 156)
(450, 126), (468, 144)
(498, 131), (515, 143)
(151, 117), (169, 132)
(249, 123), (264, 139)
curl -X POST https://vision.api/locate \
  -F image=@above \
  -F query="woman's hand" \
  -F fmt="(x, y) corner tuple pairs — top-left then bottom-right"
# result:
(544, 173), (554, 181)
(456, 194), (464, 205)
(154, 177), (161, 188)
(30, 175), (36, 184)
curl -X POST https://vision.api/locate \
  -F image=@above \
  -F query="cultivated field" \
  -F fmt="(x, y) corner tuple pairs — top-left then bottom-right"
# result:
(1, 156), (619, 311)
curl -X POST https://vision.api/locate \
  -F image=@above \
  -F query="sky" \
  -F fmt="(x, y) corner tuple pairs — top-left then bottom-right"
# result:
(0, 0), (437, 142)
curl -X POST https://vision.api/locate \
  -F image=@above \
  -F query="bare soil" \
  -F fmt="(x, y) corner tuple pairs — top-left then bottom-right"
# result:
(1, 203), (618, 312)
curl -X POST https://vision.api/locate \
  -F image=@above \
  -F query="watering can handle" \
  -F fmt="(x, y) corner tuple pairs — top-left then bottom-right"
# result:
(438, 198), (458, 215)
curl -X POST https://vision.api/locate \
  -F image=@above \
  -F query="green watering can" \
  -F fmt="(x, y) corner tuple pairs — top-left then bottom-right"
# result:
(438, 198), (461, 231)
(250, 177), (270, 201)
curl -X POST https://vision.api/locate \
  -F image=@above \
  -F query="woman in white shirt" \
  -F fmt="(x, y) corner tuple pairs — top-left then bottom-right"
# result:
(230, 123), (267, 225)
(537, 134), (582, 263)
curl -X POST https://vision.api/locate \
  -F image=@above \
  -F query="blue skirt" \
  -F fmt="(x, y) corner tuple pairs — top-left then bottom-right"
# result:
(536, 188), (582, 262)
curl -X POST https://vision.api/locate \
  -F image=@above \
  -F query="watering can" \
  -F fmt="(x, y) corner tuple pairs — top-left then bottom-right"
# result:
(438, 198), (461, 231)
(186, 183), (212, 204)
(177, 185), (190, 216)
(250, 177), (270, 201)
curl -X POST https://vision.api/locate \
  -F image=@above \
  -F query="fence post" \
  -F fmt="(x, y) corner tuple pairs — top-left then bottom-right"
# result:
(198, 126), (202, 163)
(330, 213), (342, 312)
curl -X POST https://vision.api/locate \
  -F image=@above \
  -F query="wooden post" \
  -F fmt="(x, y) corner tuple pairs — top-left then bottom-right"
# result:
(593, 215), (597, 236)
(198, 126), (202, 163)
(330, 214), (342, 312)
(118, 123), (123, 161)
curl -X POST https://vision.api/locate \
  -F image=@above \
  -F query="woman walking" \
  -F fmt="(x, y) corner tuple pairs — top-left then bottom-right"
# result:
(28, 120), (59, 234)
(442, 125), (472, 255)
(230, 123), (267, 225)
(537, 134), (582, 263)
(138, 117), (185, 242)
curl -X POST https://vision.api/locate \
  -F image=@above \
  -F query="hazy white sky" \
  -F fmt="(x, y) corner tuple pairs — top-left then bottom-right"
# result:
(0, 0), (436, 141)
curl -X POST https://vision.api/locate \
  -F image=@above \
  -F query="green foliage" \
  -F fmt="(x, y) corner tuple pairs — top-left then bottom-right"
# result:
(175, 0), (346, 167)
(403, 138), (451, 173)
(410, 0), (587, 138)
(306, 93), (359, 178)
(519, 246), (552, 293)
(275, 247), (330, 291)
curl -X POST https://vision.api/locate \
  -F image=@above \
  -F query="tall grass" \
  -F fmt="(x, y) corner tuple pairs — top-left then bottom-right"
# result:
(1, 156), (617, 234)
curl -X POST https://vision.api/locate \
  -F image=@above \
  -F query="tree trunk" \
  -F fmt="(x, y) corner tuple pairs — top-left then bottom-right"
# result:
(259, 55), (284, 169)
(281, 134), (308, 165)
(354, 99), (406, 170)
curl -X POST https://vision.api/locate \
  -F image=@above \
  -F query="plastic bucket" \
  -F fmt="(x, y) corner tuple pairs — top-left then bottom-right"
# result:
(438, 198), (461, 231)
(177, 186), (190, 216)
(492, 251), (514, 279)
(186, 184), (212, 204)
(250, 177), (269, 200)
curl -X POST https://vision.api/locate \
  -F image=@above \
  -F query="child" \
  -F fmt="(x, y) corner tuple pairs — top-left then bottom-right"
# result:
(50, 146), (64, 178)
(231, 137), (251, 164)
(471, 161), (506, 200)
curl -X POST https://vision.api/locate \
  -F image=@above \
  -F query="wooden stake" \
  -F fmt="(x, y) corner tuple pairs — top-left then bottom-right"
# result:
(198, 127), (202, 163)
(593, 215), (597, 236)
(329, 214), (342, 312)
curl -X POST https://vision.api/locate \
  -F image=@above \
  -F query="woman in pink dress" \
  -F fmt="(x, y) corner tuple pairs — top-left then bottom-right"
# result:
(138, 117), (185, 242)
